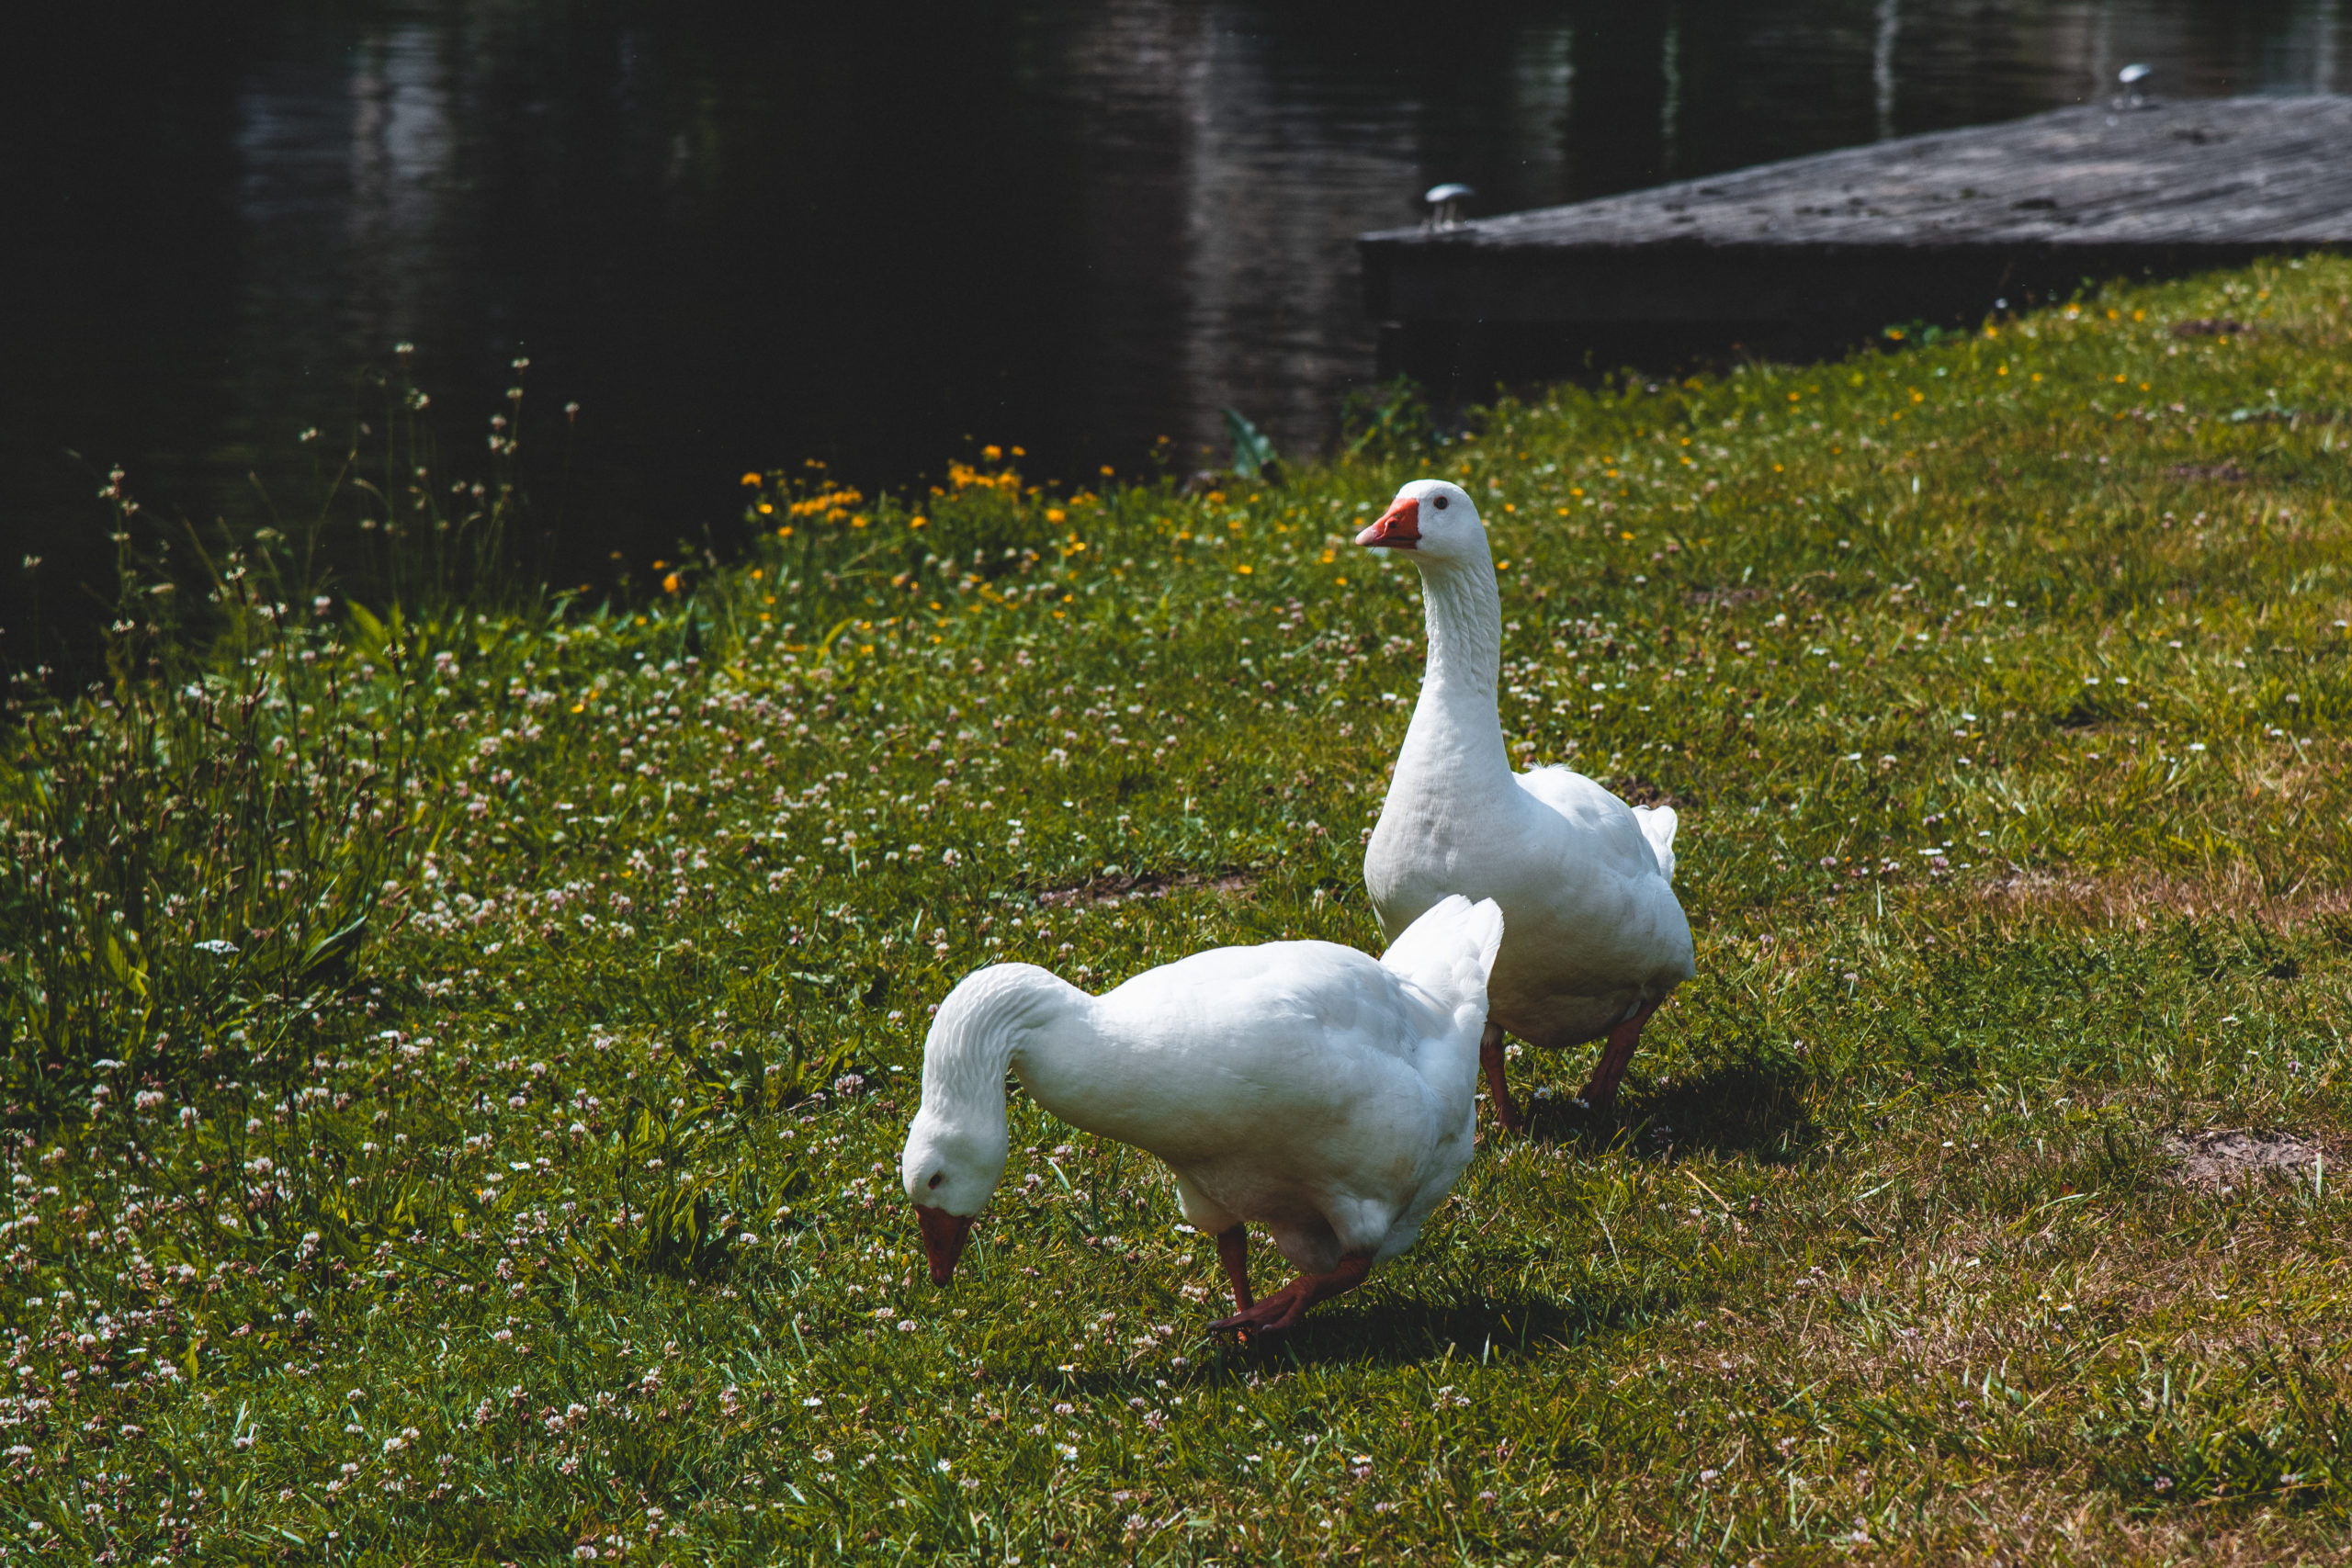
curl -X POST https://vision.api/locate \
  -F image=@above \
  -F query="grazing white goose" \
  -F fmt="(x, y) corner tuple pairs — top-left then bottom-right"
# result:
(901, 895), (1504, 1335)
(1356, 479), (1694, 1131)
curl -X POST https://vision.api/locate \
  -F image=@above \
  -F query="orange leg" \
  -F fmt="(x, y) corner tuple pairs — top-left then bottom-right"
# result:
(1215, 1224), (1253, 1314)
(1480, 1021), (1527, 1135)
(1208, 1251), (1374, 1337)
(1579, 998), (1661, 1111)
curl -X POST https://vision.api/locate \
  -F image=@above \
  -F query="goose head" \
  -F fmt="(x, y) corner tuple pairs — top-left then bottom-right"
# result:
(1354, 479), (1487, 568)
(900, 1108), (1007, 1284)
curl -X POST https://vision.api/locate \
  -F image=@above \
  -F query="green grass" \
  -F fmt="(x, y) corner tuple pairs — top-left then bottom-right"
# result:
(3, 256), (2351, 1565)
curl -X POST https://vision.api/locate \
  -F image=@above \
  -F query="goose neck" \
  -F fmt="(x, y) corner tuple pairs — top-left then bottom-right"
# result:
(920, 965), (1080, 1127)
(1416, 556), (1502, 701)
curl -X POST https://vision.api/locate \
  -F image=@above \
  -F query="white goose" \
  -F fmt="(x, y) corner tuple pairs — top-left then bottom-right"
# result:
(1356, 479), (1694, 1132)
(901, 895), (1504, 1334)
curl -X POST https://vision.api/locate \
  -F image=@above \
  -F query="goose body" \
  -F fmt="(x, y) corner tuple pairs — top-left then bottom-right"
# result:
(901, 896), (1504, 1332)
(1356, 479), (1694, 1126)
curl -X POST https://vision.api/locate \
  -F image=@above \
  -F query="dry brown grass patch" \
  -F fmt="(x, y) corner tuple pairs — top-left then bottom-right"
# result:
(1971, 867), (2352, 931)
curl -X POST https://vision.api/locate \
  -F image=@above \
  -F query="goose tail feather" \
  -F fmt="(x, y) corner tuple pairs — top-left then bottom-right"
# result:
(1380, 895), (1505, 1012)
(1632, 804), (1679, 885)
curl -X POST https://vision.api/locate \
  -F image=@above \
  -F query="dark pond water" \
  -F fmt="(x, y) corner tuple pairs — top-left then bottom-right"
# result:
(1, 0), (2341, 660)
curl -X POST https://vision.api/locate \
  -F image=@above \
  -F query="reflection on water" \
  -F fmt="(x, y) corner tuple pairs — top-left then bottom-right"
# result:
(0, 0), (2341, 652)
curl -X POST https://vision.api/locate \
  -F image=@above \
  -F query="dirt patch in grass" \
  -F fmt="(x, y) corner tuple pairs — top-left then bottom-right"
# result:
(1035, 869), (1254, 908)
(2171, 317), (2251, 338)
(1602, 773), (1679, 808)
(1684, 585), (1770, 610)
(2163, 461), (2254, 483)
(2159, 1128), (2323, 1188)
(1973, 867), (2352, 930)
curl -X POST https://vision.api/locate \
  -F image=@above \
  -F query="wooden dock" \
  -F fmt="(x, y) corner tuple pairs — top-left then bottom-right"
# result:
(1361, 96), (2352, 392)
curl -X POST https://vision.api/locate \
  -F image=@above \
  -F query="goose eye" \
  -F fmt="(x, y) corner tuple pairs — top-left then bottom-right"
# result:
(927, 1171), (944, 1190)
(1432, 494), (1450, 511)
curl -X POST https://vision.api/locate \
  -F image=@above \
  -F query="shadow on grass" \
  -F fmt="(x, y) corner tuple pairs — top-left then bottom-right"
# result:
(997, 1284), (1691, 1393)
(1274, 1283), (1693, 1370)
(1527, 1059), (1822, 1163)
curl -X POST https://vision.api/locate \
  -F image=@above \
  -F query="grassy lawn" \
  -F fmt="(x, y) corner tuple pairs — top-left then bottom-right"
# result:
(3, 255), (2349, 1566)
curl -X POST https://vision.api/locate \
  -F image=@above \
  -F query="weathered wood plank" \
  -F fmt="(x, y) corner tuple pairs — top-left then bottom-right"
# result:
(1361, 96), (2352, 384)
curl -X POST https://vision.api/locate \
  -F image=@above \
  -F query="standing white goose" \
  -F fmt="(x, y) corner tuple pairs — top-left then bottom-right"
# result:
(1356, 479), (1694, 1131)
(901, 895), (1504, 1335)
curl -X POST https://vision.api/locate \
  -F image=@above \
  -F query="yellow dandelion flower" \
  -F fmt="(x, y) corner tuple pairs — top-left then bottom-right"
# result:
(662, 573), (680, 593)
(740, 471), (761, 486)
(910, 515), (928, 528)
(1237, 564), (1253, 575)
(982, 445), (1002, 462)
(1046, 508), (1066, 524)
(758, 502), (774, 514)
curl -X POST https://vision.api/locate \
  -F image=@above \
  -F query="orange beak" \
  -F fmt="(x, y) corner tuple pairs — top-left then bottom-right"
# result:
(1354, 496), (1420, 548)
(914, 1203), (975, 1285)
